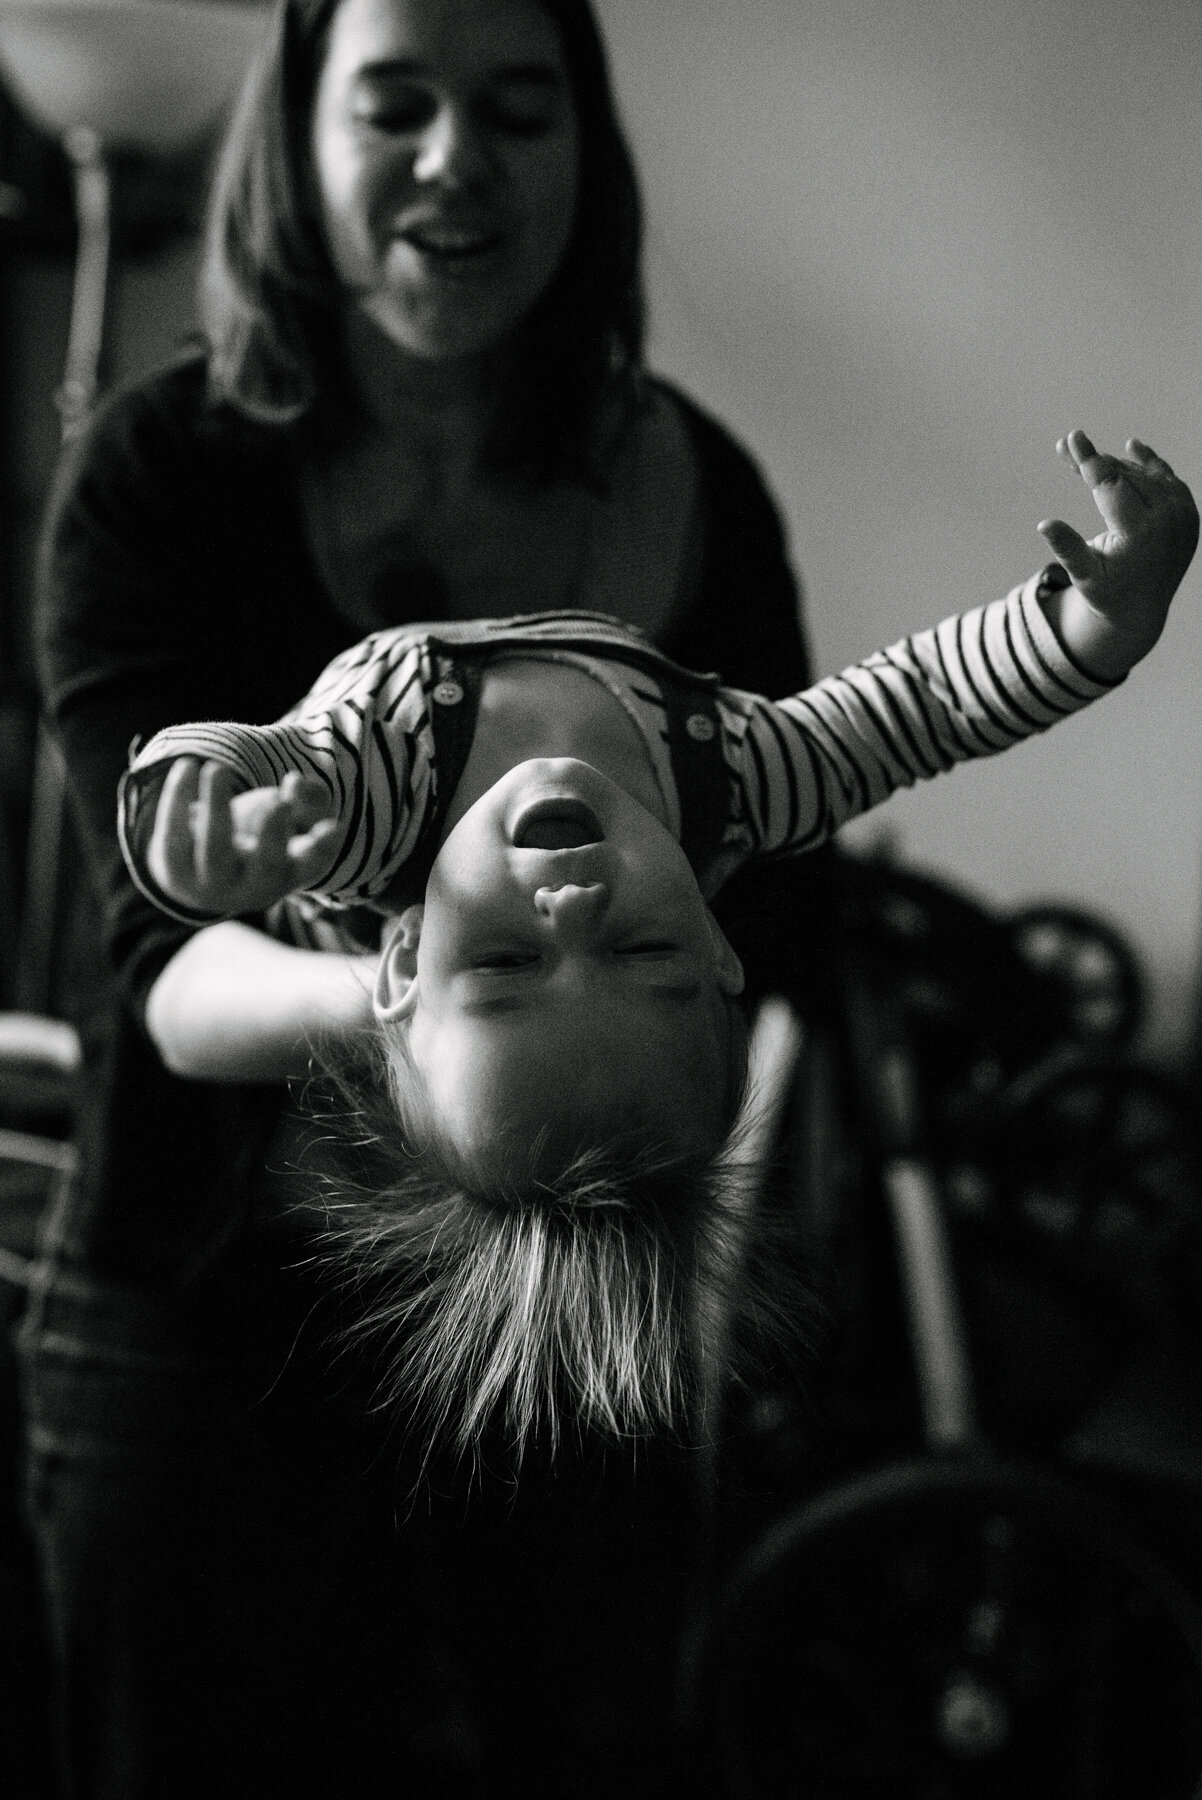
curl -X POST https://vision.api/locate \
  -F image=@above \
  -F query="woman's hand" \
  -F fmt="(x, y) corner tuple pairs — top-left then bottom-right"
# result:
(146, 758), (339, 915)
(1037, 431), (1198, 680)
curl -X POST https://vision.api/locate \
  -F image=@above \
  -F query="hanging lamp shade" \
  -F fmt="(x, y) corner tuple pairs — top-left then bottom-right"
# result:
(0, 0), (268, 153)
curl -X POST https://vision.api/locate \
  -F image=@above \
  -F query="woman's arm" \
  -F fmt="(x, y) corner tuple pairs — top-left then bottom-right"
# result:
(145, 921), (378, 1083)
(37, 361), (354, 1055)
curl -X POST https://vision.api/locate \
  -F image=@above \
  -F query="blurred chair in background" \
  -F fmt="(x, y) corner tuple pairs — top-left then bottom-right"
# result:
(683, 852), (1202, 1799)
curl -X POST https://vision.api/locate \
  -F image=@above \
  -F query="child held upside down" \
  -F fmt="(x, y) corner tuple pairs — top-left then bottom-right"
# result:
(120, 432), (1197, 1457)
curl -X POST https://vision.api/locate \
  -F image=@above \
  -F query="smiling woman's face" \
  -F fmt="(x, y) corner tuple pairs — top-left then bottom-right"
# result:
(311, 0), (580, 364)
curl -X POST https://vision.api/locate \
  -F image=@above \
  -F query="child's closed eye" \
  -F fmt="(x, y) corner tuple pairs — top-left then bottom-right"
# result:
(471, 944), (677, 967)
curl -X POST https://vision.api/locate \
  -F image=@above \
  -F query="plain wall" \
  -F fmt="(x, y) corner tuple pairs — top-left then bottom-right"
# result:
(598, 0), (1202, 1060)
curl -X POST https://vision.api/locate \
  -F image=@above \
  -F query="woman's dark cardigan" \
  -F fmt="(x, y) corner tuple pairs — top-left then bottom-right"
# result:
(38, 352), (813, 1285)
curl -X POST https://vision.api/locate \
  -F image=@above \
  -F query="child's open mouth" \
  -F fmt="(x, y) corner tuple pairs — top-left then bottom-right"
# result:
(511, 798), (604, 850)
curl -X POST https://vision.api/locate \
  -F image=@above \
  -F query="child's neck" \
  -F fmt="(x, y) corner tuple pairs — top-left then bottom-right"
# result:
(441, 658), (668, 839)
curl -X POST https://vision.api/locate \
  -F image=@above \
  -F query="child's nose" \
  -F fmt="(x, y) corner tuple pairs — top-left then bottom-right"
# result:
(533, 882), (609, 945)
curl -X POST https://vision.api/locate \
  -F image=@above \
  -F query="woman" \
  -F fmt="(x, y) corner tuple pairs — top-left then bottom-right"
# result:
(23, 0), (815, 1792)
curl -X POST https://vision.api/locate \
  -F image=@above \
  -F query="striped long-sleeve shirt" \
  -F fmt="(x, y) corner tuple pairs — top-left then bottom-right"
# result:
(118, 567), (1118, 928)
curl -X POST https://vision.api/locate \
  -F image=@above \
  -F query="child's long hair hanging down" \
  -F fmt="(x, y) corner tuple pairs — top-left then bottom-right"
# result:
(297, 1021), (819, 1468)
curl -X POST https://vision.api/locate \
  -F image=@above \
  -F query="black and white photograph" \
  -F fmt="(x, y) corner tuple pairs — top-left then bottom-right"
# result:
(0, 1), (1200, 1794)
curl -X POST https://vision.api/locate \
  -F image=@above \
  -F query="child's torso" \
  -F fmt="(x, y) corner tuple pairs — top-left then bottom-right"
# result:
(300, 387), (702, 642)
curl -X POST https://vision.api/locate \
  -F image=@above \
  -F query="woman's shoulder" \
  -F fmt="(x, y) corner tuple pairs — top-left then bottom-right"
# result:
(75, 344), (205, 447)
(46, 346), (304, 572)
(65, 344), (287, 490)
(646, 376), (780, 497)
(40, 346), (318, 646)
(639, 378), (809, 695)
(597, 375), (766, 480)
(648, 377), (798, 581)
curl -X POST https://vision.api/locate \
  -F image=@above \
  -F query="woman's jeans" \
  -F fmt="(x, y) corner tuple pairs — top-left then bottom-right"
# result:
(14, 1239), (451, 1800)
(16, 1241), (697, 1798)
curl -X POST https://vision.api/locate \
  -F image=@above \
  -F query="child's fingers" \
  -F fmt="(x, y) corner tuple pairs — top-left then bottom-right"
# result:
(1058, 430), (1153, 537)
(253, 790), (299, 865)
(1061, 429), (1184, 509)
(1060, 430), (1145, 498)
(1064, 432), (1197, 558)
(1060, 429), (1121, 475)
(1037, 515), (1096, 581)
(249, 805), (336, 897)
(147, 757), (203, 897)
(278, 770), (332, 831)
(194, 761), (242, 894)
(286, 818), (340, 890)
(1124, 440), (1199, 539)
(1126, 436), (1176, 477)
(148, 765), (336, 911)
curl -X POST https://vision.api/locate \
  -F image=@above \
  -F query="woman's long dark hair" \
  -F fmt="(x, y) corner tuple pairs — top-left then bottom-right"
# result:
(201, 0), (645, 477)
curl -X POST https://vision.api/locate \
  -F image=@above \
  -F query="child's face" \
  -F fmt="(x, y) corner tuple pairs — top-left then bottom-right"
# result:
(376, 758), (744, 1163)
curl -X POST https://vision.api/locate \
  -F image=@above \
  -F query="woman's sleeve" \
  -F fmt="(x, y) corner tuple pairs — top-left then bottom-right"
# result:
(34, 368), (326, 1024)
(725, 566), (1122, 858)
(37, 388), (207, 1021)
(663, 389), (812, 698)
(118, 633), (430, 925)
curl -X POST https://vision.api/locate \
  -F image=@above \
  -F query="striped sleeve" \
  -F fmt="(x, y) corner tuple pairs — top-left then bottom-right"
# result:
(118, 633), (435, 924)
(725, 569), (1122, 858)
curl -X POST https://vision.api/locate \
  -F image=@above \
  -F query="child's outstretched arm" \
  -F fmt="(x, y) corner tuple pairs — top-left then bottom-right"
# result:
(144, 758), (340, 917)
(1037, 431), (1198, 679)
(718, 433), (1196, 869)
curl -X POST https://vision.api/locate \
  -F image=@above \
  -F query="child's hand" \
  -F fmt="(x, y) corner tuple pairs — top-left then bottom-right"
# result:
(1037, 431), (1198, 679)
(145, 758), (339, 915)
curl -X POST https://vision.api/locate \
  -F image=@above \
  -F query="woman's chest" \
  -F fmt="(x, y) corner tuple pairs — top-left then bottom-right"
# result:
(303, 393), (701, 641)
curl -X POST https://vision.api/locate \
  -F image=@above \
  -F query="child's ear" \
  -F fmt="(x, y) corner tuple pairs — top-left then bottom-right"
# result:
(705, 909), (745, 996)
(374, 904), (423, 1022)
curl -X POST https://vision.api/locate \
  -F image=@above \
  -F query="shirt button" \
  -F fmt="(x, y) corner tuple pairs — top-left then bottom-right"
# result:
(686, 712), (716, 742)
(433, 679), (464, 706)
